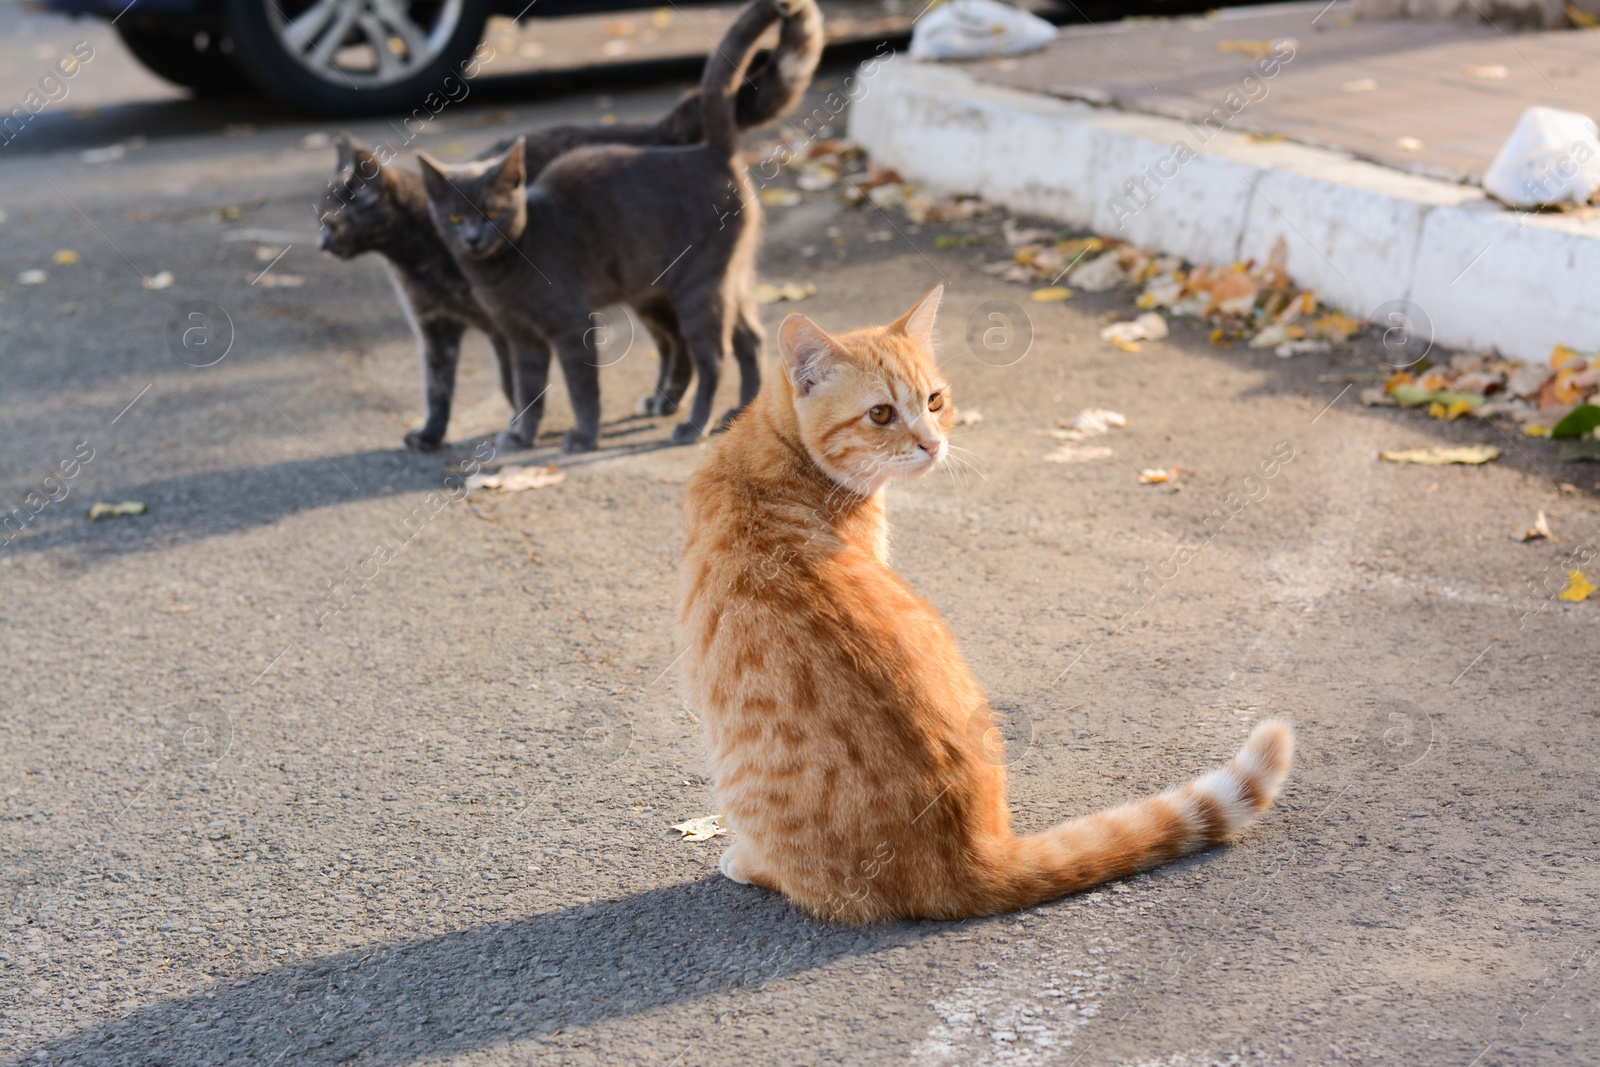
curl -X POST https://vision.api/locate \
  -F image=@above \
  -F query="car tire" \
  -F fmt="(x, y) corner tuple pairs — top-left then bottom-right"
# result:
(220, 0), (492, 117)
(115, 24), (256, 97)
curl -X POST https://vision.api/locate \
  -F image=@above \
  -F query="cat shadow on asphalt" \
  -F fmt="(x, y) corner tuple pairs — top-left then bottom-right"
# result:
(16, 878), (939, 1065)
(2, 418), (685, 560)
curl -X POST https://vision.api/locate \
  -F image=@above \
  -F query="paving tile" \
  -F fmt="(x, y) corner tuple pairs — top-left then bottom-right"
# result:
(956, 6), (1600, 182)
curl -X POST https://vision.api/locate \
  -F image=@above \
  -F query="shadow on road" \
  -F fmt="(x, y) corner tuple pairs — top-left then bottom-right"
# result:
(3, 417), (709, 561)
(7, 448), (452, 560)
(13, 877), (936, 1065)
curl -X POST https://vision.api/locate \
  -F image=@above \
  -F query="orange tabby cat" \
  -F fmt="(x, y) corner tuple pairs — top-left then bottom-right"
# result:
(676, 286), (1293, 923)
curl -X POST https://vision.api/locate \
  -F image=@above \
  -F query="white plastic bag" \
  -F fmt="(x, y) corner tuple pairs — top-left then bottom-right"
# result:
(910, 0), (1057, 61)
(1482, 106), (1600, 209)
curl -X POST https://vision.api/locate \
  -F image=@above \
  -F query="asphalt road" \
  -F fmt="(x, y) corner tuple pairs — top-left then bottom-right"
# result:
(3, 8), (1598, 1066)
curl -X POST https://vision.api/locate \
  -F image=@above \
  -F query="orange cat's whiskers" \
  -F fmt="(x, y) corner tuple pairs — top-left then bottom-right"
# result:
(942, 445), (987, 490)
(945, 441), (986, 465)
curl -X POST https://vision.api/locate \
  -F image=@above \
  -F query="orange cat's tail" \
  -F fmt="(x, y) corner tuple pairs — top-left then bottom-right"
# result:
(978, 719), (1293, 912)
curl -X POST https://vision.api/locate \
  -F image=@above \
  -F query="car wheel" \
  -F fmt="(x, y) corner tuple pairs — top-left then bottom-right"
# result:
(220, 0), (491, 117)
(115, 24), (255, 96)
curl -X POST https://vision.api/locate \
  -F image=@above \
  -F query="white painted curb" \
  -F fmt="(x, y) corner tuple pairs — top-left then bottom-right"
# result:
(849, 59), (1600, 364)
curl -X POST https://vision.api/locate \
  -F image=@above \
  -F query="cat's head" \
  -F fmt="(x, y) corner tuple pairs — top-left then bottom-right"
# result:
(416, 138), (528, 260)
(777, 286), (952, 496)
(316, 135), (402, 259)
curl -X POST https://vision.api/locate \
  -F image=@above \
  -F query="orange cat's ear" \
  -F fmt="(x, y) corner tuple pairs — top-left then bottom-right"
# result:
(778, 313), (842, 395)
(890, 285), (944, 349)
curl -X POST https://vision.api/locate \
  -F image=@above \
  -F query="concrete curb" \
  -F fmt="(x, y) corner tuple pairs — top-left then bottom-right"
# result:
(849, 59), (1600, 364)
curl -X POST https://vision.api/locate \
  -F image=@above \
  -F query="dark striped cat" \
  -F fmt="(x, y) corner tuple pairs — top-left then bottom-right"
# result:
(316, 0), (822, 452)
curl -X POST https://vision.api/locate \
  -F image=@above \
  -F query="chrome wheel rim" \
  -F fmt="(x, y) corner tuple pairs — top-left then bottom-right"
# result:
(265, 0), (464, 88)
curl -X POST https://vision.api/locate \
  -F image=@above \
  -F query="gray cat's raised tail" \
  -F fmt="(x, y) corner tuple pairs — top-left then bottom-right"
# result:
(700, 0), (784, 158)
(729, 0), (823, 129)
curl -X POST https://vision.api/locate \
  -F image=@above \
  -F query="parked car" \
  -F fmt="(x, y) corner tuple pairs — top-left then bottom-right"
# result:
(29, 0), (657, 116)
(34, 0), (1251, 117)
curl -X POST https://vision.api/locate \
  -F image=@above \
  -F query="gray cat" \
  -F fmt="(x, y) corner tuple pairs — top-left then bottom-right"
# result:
(315, 0), (821, 451)
(417, 11), (769, 452)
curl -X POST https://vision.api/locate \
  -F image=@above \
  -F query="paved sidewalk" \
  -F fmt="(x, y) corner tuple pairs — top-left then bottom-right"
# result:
(963, 1), (1600, 183)
(849, 1), (1600, 364)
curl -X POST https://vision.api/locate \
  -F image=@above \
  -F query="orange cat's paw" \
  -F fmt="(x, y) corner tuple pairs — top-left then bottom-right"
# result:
(718, 845), (755, 885)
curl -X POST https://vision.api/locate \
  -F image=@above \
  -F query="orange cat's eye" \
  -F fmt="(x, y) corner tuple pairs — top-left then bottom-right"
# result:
(927, 392), (944, 412)
(869, 405), (895, 425)
(447, 212), (463, 224)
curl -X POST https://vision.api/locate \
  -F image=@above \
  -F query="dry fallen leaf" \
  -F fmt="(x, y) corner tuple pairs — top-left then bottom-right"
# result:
(87, 500), (147, 520)
(1513, 510), (1557, 543)
(1205, 271), (1259, 316)
(1043, 445), (1114, 464)
(1099, 312), (1168, 346)
(466, 465), (565, 492)
(1427, 398), (1478, 421)
(866, 184), (905, 210)
(1058, 236), (1104, 259)
(1379, 445), (1500, 465)
(1557, 571), (1595, 603)
(1396, 136), (1425, 152)
(18, 269), (47, 285)
(1067, 253), (1129, 292)
(142, 271), (174, 290)
(1136, 312), (1169, 340)
(1310, 311), (1360, 342)
(1139, 466), (1178, 484)
(756, 281), (817, 304)
(255, 273), (305, 288)
(953, 409), (984, 428)
(80, 143), (126, 164)
(670, 814), (727, 842)
(907, 193), (986, 225)
(1070, 408), (1126, 433)
(1137, 277), (1183, 310)
(759, 188), (801, 207)
(1030, 286), (1073, 302)
(797, 162), (838, 191)
(1275, 340), (1331, 359)
(1040, 409), (1125, 456)
(1217, 39), (1272, 58)
(53, 249), (79, 265)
